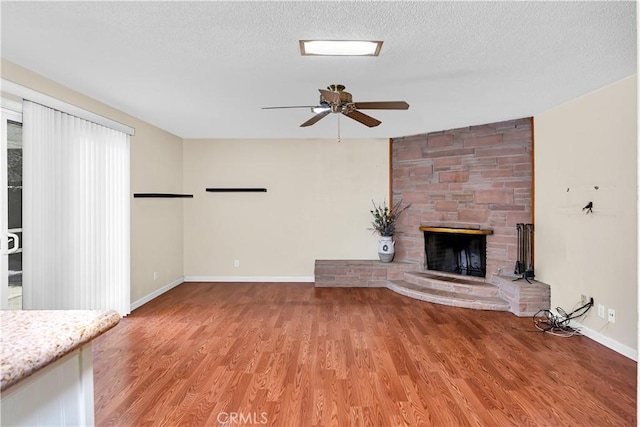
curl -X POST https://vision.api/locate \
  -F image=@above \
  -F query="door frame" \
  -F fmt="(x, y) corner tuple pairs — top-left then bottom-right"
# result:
(1, 99), (23, 310)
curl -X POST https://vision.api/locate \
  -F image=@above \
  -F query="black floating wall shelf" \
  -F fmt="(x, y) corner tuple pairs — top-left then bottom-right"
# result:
(134, 193), (193, 198)
(206, 188), (267, 193)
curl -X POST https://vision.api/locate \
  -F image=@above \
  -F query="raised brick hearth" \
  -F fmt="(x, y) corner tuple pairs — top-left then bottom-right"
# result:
(314, 260), (550, 316)
(314, 260), (415, 287)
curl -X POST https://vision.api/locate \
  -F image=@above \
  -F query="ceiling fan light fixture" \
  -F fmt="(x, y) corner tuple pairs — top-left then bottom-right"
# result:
(311, 106), (331, 114)
(299, 40), (383, 56)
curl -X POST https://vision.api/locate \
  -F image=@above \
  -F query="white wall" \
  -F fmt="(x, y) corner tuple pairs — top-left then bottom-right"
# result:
(535, 75), (637, 355)
(1, 59), (185, 306)
(182, 138), (390, 280)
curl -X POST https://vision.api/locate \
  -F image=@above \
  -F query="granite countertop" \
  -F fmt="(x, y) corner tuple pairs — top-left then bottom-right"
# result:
(0, 310), (120, 391)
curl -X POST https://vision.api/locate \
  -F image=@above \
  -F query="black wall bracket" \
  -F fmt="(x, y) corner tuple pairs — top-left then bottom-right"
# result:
(206, 188), (267, 193)
(134, 193), (193, 198)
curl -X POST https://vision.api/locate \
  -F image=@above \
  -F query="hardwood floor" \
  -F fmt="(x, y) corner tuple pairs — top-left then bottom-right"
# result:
(94, 282), (636, 426)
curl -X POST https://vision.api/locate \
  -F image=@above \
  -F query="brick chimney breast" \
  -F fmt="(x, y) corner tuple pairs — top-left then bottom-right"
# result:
(392, 118), (533, 283)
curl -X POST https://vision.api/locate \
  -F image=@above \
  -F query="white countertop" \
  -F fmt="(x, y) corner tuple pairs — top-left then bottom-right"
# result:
(0, 310), (120, 391)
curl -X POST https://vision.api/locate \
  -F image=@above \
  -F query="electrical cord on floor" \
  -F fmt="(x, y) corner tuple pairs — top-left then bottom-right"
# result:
(533, 298), (594, 337)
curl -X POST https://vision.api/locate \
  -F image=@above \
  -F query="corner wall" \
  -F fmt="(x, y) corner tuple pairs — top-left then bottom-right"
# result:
(535, 75), (637, 356)
(1, 59), (185, 307)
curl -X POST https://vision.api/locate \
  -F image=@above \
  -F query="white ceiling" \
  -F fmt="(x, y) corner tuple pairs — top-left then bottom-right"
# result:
(1, 1), (636, 139)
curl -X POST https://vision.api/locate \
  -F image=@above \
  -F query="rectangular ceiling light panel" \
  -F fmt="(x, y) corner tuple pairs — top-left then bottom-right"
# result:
(300, 40), (383, 56)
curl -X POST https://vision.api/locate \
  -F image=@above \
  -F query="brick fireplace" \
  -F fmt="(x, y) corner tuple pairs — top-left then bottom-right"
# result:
(391, 118), (533, 283)
(315, 117), (549, 316)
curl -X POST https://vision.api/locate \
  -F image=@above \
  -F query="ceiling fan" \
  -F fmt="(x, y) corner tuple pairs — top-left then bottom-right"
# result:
(262, 84), (409, 128)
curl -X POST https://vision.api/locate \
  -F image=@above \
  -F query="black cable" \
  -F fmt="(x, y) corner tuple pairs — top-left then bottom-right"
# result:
(533, 299), (593, 336)
(566, 299), (593, 320)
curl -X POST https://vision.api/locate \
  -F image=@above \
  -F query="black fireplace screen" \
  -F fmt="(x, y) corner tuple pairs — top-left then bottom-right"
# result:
(424, 232), (487, 277)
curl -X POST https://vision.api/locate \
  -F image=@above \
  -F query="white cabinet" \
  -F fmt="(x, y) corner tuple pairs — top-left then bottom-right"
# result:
(1, 344), (94, 427)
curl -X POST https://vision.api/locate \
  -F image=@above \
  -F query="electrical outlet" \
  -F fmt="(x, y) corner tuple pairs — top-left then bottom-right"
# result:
(598, 304), (605, 318)
(153, 271), (158, 281)
(608, 308), (616, 323)
(234, 260), (240, 268)
(581, 294), (587, 304)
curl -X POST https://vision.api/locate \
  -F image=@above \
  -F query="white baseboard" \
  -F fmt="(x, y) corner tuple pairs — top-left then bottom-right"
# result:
(184, 276), (315, 283)
(130, 276), (185, 311)
(569, 320), (638, 361)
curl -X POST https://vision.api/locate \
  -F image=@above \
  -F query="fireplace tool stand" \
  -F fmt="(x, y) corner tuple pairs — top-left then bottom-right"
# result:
(513, 223), (534, 283)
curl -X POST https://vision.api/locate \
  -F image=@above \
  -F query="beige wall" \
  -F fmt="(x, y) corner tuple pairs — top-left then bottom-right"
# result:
(183, 138), (390, 279)
(1, 59), (185, 305)
(535, 75), (637, 353)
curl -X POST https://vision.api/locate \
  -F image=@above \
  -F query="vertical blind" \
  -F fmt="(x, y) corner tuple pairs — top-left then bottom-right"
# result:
(22, 101), (130, 316)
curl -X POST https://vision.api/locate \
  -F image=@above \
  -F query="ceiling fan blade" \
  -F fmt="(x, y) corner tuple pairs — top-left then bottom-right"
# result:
(319, 89), (341, 105)
(262, 105), (318, 110)
(300, 110), (331, 127)
(352, 101), (409, 110)
(343, 110), (381, 127)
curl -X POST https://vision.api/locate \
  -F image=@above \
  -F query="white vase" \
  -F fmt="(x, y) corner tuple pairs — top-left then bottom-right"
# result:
(378, 236), (395, 263)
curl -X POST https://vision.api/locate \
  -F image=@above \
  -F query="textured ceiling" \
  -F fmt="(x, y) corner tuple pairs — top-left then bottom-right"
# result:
(1, 1), (636, 139)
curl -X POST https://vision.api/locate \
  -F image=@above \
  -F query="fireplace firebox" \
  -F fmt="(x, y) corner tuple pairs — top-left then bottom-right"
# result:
(421, 227), (492, 278)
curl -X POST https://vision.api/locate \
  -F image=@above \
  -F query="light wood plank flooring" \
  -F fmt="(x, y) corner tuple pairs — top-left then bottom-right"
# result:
(94, 282), (636, 426)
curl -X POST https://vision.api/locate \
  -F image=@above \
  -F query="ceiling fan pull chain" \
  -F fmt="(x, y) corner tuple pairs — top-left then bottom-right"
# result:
(337, 113), (341, 143)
